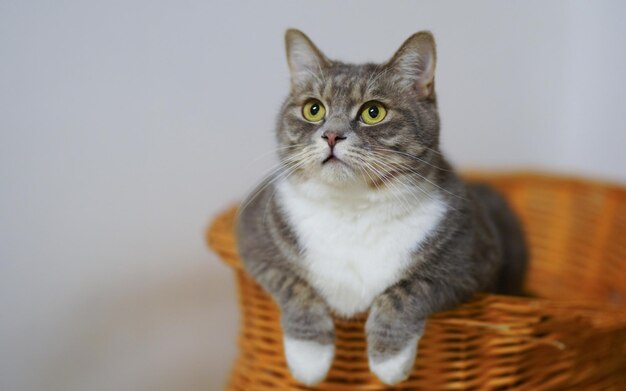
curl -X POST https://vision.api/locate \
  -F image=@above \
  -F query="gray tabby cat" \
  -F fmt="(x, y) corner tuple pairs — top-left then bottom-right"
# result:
(236, 29), (527, 386)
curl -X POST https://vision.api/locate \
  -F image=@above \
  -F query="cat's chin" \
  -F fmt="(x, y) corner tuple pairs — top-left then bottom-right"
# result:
(316, 160), (361, 186)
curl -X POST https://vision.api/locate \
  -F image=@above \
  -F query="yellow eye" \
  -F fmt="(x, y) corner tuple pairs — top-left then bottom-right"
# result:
(360, 102), (387, 125)
(302, 99), (326, 122)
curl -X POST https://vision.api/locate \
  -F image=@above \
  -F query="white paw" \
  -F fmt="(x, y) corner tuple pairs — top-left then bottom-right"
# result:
(283, 337), (335, 386)
(369, 337), (419, 385)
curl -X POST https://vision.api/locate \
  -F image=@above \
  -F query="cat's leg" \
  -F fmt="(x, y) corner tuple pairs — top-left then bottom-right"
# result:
(366, 276), (474, 385)
(365, 292), (425, 385)
(247, 260), (335, 385)
(237, 196), (336, 385)
(279, 282), (335, 386)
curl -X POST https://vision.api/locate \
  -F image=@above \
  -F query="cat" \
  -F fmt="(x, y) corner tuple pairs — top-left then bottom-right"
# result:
(236, 29), (527, 386)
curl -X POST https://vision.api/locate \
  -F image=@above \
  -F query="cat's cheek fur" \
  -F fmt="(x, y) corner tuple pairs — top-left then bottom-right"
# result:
(283, 337), (335, 386)
(369, 336), (419, 385)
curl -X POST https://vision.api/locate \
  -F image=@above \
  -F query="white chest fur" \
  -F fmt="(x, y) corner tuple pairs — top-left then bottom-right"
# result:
(277, 179), (448, 317)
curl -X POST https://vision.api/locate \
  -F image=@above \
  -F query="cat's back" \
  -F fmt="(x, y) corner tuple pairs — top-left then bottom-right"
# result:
(467, 182), (528, 295)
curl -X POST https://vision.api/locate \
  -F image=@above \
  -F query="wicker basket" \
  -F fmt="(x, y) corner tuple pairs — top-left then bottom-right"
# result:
(207, 172), (626, 390)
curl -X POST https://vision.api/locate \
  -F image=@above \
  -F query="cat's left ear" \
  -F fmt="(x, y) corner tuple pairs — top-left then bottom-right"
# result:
(285, 29), (330, 88)
(387, 31), (437, 98)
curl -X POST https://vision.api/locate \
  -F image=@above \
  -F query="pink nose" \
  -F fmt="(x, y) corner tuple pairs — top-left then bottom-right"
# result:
(322, 131), (346, 148)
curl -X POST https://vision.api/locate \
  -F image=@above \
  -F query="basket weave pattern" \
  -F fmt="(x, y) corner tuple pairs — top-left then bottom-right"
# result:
(208, 173), (626, 390)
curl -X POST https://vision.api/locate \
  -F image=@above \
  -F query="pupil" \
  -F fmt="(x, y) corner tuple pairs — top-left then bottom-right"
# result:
(310, 104), (319, 116)
(368, 106), (379, 118)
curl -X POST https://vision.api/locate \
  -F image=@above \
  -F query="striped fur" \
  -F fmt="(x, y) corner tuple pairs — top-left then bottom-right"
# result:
(236, 29), (527, 385)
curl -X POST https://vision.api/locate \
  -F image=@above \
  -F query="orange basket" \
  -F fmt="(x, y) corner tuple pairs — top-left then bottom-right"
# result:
(207, 172), (626, 390)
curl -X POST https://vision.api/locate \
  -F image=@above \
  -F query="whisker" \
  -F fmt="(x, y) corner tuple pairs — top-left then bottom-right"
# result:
(238, 149), (317, 216)
(262, 153), (317, 224)
(366, 156), (434, 210)
(346, 153), (382, 192)
(370, 147), (451, 172)
(423, 145), (445, 156)
(353, 156), (413, 214)
(244, 143), (308, 167)
(365, 152), (465, 212)
(368, 150), (467, 201)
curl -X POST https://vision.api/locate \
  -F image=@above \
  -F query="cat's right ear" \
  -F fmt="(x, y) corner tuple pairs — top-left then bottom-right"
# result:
(285, 29), (329, 89)
(387, 31), (437, 99)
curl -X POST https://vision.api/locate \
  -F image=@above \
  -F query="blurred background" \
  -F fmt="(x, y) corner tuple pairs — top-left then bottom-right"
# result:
(1, 1), (625, 390)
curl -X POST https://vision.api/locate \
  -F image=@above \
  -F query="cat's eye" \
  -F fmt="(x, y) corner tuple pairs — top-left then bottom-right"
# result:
(302, 99), (326, 122)
(360, 101), (387, 125)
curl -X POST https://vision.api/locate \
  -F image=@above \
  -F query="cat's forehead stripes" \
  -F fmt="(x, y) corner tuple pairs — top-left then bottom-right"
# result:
(301, 63), (387, 112)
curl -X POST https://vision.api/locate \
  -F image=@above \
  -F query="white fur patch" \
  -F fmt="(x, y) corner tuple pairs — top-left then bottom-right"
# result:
(369, 336), (419, 385)
(283, 337), (335, 386)
(277, 178), (447, 317)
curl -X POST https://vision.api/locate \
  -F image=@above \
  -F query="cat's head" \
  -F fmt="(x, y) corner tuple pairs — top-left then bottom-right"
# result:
(276, 29), (441, 189)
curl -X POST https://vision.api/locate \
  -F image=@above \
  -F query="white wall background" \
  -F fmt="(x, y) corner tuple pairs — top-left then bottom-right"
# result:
(1, 1), (625, 390)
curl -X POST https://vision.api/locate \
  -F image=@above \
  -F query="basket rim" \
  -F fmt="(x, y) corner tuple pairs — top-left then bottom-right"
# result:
(461, 169), (626, 189)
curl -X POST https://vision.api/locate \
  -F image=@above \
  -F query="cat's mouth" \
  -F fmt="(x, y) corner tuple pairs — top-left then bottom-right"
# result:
(322, 154), (341, 164)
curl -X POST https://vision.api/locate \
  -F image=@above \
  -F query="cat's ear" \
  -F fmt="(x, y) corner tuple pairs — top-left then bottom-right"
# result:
(387, 31), (437, 98)
(285, 29), (330, 88)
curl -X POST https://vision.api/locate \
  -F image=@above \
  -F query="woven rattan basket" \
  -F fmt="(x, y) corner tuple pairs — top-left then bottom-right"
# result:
(208, 172), (626, 390)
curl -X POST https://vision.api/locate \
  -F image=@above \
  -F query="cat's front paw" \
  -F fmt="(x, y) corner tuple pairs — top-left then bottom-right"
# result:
(283, 337), (335, 385)
(368, 336), (419, 385)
